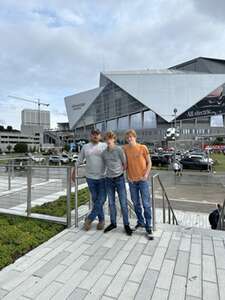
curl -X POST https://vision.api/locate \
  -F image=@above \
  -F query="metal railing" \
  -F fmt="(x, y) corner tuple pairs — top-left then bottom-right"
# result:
(151, 173), (179, 229)
(217, 200), (225, 230)
(0, 159), (90, 228)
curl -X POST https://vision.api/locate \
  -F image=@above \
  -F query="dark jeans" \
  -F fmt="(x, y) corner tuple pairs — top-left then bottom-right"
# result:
(128, 180), (152, 229)
(106, 175), (129, 226)
(86, 177), (106, 222)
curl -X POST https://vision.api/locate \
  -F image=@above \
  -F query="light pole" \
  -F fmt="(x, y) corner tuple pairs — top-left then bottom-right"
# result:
(173, 108), (177, 161)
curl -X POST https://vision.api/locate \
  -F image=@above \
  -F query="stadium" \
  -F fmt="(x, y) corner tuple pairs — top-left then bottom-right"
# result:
(65, 57), (225, 147)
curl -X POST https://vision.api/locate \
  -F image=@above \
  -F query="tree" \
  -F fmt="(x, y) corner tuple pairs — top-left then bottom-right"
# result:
(213, 137), (224, 145)
(14, 143), (28, 153)
(0, 126), (4, 132)
(6, 145), (12, 152)
(6, 126), (13, 132)
(63, 144), (70, 152)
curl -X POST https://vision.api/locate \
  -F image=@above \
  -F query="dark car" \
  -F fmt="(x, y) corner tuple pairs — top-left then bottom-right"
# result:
(180, 157), (209, 170)
(151, 154), (170, 167)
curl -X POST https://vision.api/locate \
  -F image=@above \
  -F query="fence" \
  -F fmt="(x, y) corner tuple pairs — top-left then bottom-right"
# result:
(0, 158), (89, 228)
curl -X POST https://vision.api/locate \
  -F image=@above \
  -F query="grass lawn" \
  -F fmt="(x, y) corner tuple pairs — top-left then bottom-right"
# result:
(0, 187), (89, 270)
(211, 153), (225, 172)
(0, 215), (64, 270)
(31, 187), (89, 216)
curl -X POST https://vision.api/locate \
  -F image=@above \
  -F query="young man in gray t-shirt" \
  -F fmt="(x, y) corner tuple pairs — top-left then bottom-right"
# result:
(102, 131), (132, 236)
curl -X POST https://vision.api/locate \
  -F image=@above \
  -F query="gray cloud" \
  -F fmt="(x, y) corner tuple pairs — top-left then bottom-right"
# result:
(0, 0), (225, 129)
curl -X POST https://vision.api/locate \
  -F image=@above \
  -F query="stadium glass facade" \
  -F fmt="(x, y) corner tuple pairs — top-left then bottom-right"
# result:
(65, 57), (225, 147)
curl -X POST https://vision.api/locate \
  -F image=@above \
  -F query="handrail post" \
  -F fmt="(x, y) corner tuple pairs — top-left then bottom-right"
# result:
(162, 191), (165, 223)
(27, 165), (32, 216)
(74, 164), (79, 227)
(151, 175), (156, 231)
(168, 207), (171, 224)
(8, 161), (11, 191)
(66, 167), (72, 228)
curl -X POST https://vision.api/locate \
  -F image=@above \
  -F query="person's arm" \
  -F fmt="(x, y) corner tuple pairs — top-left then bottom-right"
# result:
(142, 146), (152, 180)
(71, 147), (85, 182)
(119, 147), (127, 170)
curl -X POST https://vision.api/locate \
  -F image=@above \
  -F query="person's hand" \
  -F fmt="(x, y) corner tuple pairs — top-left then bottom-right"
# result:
(141, 173), (149, 181)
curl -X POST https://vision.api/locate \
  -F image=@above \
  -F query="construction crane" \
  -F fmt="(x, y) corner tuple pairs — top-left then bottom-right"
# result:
(8, 95), (50, 151)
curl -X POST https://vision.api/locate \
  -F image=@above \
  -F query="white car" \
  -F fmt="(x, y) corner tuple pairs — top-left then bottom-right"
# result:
(60, 154), (70, 164)
(31, 156), (45, 163)
(71, 154), (79, 163)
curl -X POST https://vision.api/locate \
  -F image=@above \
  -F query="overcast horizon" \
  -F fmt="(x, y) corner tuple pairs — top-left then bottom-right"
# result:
(0, 0), (225, 129)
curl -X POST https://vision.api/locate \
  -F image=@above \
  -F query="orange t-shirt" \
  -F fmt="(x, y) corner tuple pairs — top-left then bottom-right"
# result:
(123, 143), (150, 181)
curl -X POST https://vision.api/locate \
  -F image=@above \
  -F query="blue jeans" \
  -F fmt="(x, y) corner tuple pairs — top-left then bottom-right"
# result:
(86, 178), (106, 222)
(128, 180), (152, 229)
(106, 175), (129, 226)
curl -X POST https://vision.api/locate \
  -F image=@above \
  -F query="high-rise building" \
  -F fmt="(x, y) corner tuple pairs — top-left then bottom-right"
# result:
(21, 109), (50, 135)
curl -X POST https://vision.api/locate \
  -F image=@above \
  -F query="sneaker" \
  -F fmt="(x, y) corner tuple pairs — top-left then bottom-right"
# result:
(83, 218), (92, 231)
(104, 223), (117, 233)
(97, 221), (105, 230)
(124, 225), (133, 236)
(134, 223), (145, 230)
(146, 228), (154, 240)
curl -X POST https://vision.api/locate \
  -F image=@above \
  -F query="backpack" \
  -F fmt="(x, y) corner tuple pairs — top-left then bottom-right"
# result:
(209, 209), (220, 229)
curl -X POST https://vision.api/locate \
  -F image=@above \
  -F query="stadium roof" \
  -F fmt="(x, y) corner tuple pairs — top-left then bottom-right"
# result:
(102, 71), (225, 122)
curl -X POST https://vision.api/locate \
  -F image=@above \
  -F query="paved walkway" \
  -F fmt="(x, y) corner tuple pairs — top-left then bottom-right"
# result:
(0, 219), (224, 300)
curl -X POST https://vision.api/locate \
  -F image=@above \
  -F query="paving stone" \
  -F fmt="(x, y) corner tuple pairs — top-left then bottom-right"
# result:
(33, 251), (70, 278)
(213, 245), (225, 269)
(81, 247), (109, 271)
(129, 254), (152, 283)
(51, 269), (88, 300)
(104, 249), (130, 276)
(125, 243), (145, 265)
(3, 275), (39, 300)
(105, 264), (133, 298)
(84, 235), (107, 256)
(60, 243), (90, 266)
(203, 281), (219, 300)
(151, 288), (169, 300)
(143, 237), (159, 256)
(0, 289), (8, 298)
(202, 238), (214, 255)
(122, 234), (140, 252)
(84, 274), (112, 300)
(168, 275), (186, 300)
(118, 280), (139, 300)
(35, 281), (63, 300)
(156, 259), (175, 290)
(203, 255), (217, 283)
(158, 231), (172, 248)
(24, 264), (66, 299)
(43, 241), (73, 261)
(67, 288), (88, 300)
(104, 240), (126, 261)
(174, 251), (189, 277)
(186, 296), (201, 300)
(165, 239), (180, 260)
(66, 235), (90, 253)
(0, 270), (20, 286)
(135, 269), (159, 300)
(149, 247), (167, 271)
(186, 263), (202, 298)
(190, 243), (201, 265)
(217, 268), (225, 300)
(79, 259), (110, 290)
(179, 236), (191, 251)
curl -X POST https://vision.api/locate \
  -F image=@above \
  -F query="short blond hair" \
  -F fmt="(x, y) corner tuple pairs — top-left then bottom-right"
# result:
(125, 129), (137, 139)
(104, 131), (117, 141)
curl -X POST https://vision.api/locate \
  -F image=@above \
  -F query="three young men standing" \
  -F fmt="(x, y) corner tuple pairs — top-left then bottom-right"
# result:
(74, 128), (152, 237)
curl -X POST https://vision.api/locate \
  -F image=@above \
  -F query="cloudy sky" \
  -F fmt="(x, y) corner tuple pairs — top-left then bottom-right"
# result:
(0, 0), (225, 129)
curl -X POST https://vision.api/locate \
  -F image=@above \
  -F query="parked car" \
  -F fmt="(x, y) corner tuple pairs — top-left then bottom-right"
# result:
(180, 157), (209, 170)
(188, 154), (214, 165)
(71, 154), (79, 163)
(60, 154), (70, 164)
(30, 156), (45, 163)
(5, 158), (29, 171)
(151, 154), (170, 167)
(48, 155), (61, 164)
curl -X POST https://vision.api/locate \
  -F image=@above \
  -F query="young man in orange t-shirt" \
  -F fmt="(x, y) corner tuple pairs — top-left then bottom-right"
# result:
(123, 129), (153, 237)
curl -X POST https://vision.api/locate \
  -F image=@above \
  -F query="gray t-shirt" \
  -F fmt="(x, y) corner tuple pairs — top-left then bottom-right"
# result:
(77, 142), (107, 179)
(102, 145), (126, 178)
